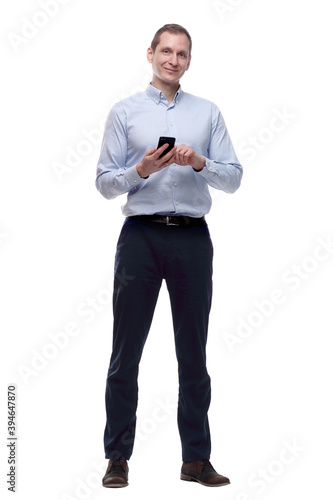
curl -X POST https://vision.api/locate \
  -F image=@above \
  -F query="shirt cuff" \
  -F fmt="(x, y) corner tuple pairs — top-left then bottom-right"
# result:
(196, 158), (216, 178)
(123, 164), (145, 187)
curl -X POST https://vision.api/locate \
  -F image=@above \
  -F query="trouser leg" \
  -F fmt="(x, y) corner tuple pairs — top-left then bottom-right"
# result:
(104, 219), (163, 459)
(165, 223), (213, 462)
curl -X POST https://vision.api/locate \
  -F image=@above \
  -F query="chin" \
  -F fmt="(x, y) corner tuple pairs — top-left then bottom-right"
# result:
(164, 72), (181, 82)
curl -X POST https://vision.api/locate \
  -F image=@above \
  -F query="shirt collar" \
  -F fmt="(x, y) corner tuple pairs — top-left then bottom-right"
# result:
(146, 83), (183, 105)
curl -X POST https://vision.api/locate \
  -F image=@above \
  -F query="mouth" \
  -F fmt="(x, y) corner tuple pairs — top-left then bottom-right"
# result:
(165, 68), (178, 74)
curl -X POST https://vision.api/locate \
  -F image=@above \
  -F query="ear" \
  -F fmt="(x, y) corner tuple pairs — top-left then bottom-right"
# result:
(147, 47), (153, 64)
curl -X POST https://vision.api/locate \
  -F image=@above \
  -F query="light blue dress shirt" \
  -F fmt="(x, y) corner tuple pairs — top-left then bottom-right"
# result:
(96, 84), (243, 217)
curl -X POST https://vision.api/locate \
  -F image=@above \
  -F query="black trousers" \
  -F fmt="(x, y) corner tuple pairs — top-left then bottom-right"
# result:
(104, 217), (213, 462)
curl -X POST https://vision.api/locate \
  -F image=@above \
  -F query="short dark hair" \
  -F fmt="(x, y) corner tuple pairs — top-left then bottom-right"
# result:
(151, 24), (192, 56)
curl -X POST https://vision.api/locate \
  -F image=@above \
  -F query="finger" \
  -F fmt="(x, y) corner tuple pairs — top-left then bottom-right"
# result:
(164, 156), (175, 167)
(162, 146), (175, 162)
(154, 143), (169, 158)
(157, 150), (175, 168)
(173, 152), (180, 165)
(179, 146), (192, 164)
(155, 150), (174, 169)
(177, 149), (185, 164)
(145, 147), (158, 157)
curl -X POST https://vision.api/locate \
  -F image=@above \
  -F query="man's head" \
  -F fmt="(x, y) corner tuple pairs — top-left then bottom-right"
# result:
(147, 24), (192, 87)
(150, 24), (192, 57)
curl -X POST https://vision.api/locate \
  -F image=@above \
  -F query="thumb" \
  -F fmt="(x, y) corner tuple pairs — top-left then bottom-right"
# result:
(145, 147), (157, 156)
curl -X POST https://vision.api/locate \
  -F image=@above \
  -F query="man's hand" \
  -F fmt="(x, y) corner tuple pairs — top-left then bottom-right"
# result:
(174, 144), (206, 171)
(136, 144), (175, 178)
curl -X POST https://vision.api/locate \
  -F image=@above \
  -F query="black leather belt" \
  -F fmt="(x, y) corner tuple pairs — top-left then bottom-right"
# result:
(128, 215), (206, 227)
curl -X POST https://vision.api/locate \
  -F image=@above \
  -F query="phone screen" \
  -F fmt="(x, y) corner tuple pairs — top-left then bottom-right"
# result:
(157, 137), (176, 157)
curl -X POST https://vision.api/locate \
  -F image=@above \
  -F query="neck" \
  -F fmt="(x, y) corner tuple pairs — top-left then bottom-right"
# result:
(151, 77), (180, 105)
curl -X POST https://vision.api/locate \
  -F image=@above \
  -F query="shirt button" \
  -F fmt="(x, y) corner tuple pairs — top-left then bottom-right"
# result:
(170, 123), (173, 126)
(175, 202), (179, 205)
(174, 183), (177, 186)
(134, 179), (137, 183)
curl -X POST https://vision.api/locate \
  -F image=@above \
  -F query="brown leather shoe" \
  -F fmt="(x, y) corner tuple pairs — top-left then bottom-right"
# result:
(181, 459), (230, 487)
(102, 458), (129, 488)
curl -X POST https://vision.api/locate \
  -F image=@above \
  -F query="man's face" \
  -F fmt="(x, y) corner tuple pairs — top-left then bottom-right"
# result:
(147, 31), (191, 86)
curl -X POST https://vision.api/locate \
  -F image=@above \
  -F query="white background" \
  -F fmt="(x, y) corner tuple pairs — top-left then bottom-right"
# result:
(1, 0), (332, 499)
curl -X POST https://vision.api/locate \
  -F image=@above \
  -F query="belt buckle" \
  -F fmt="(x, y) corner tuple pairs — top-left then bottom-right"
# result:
(166, 216), (179, 226)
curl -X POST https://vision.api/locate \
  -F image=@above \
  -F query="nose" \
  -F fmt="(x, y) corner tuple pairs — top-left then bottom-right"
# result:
(169, 53), (178, 66)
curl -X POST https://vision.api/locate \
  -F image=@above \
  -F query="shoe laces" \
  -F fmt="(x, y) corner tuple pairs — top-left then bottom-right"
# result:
(110, 457), (125, 475)
(201, 460), (216, 473)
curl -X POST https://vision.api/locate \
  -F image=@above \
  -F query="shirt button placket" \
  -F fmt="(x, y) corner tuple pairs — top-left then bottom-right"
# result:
(167, 106), (177, 137)
(167, 103), (178, 213)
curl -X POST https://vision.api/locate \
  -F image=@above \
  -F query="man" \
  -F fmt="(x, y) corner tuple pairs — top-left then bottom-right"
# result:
(96, 24), (243, 488)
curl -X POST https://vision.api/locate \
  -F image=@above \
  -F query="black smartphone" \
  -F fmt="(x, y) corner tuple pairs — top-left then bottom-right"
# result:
(157, 136), (176, 157)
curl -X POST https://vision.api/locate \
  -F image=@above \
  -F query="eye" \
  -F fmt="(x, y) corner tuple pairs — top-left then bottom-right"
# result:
(163, 50), (169, 54)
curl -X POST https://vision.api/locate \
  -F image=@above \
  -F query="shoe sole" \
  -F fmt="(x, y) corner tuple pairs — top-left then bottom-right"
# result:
(102, 483), (128, 488)
(181, 473), (230, 487)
